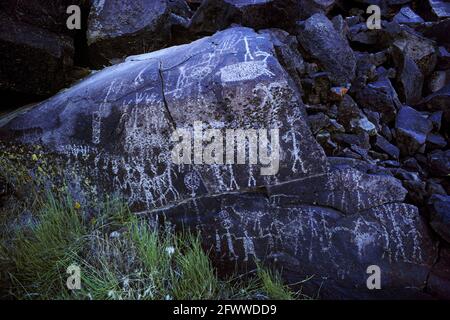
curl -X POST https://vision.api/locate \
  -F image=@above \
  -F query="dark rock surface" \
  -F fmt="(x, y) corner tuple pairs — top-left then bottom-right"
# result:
(87, 0), (172, 68)
(1, 0), (450, 300)
(420, 84), (450, 123)
(394, 6), (425, 25)
(354, 74), (401, 122)
(154, 189), (436, 299)
(428, 150), (450, 177)
(0, 12), (74, 97)
(2, 27), (328, 207)
(428, 0), (450, 19)
(296, 13), (356, 85)
(189, 0), (305, 35)
(429, 194), (450, 243)
(374, 134), (400, 159)
(0, 1), (86, 103)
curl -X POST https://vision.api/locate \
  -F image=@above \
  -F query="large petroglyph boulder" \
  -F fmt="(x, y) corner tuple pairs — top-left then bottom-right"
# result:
(0, 27), (447, 298)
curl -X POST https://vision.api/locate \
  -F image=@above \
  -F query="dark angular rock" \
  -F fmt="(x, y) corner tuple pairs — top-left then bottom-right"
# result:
(87, 0), (172, 68)
(331, 14), (347, 39)
(189, 0), (303, 34)
(308, 113), (331, 134)
(428, 0), (450, 19)
(259, 29), (306, 95)
(0, 3), (77, 100)
(429, 194), (450, 243)
(403, 179), (428, 207)
(427, 179), (447, 196)
(429, 111), (444, 131)
(381, 124), (394, 141)
(428, 149), (450, 176)
(419, 19), (450, 48)
(154, 190), (437, 299)
(420, 84), (450, 124)
(326, 105), (340, 119)
(328, 157), (386, 174)
(337, 95), (362, 131)
(393, 6), (425, 25)
(268, 166), (408, 214)
(393, 168), (420, 182)
(427, 247), (450, 298)
(391, 26), (438, 77)
(296, 13), (356, 85)
(302, 72), (331, 104)
(298, 0), (336, 20)
(0, 0), (84, 36)
(316, 131), (338, 155)
(345, 15), (362, 28)
(336, 148), (364, 160)
(416, 153), (429, 166)
(328, 119), (345, 133)
(428, 71), (447, 93)
(337, 95), (379, 136)
(374, 134), (400, 159)
(364, 109), (382, 131)
(380, 160), (401, 168)
(395, 106), (433, 156)
(437, 46), (450, 69)
(169, 0), (193, 19)
(1, 25), (447, 299)
(348, 22), (384, 46)
(391, 46), (424, 104)
(353, 74), (401, 123)
(352, 117), (378, 136)
(333, 132), (370, 150)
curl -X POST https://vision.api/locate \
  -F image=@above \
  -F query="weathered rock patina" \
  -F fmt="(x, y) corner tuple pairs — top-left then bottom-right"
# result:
(87, 0), (173, 68)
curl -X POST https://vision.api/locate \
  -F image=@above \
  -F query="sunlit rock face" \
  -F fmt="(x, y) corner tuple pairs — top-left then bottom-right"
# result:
(0, 27), (444, 299)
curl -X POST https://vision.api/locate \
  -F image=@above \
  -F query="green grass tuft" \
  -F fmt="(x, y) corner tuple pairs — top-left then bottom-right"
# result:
(6, 193), (86, 299)
(172, 235), (219, 300)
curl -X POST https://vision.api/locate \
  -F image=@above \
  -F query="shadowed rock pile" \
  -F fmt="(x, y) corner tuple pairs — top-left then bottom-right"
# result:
(0, 0), (450, 299)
